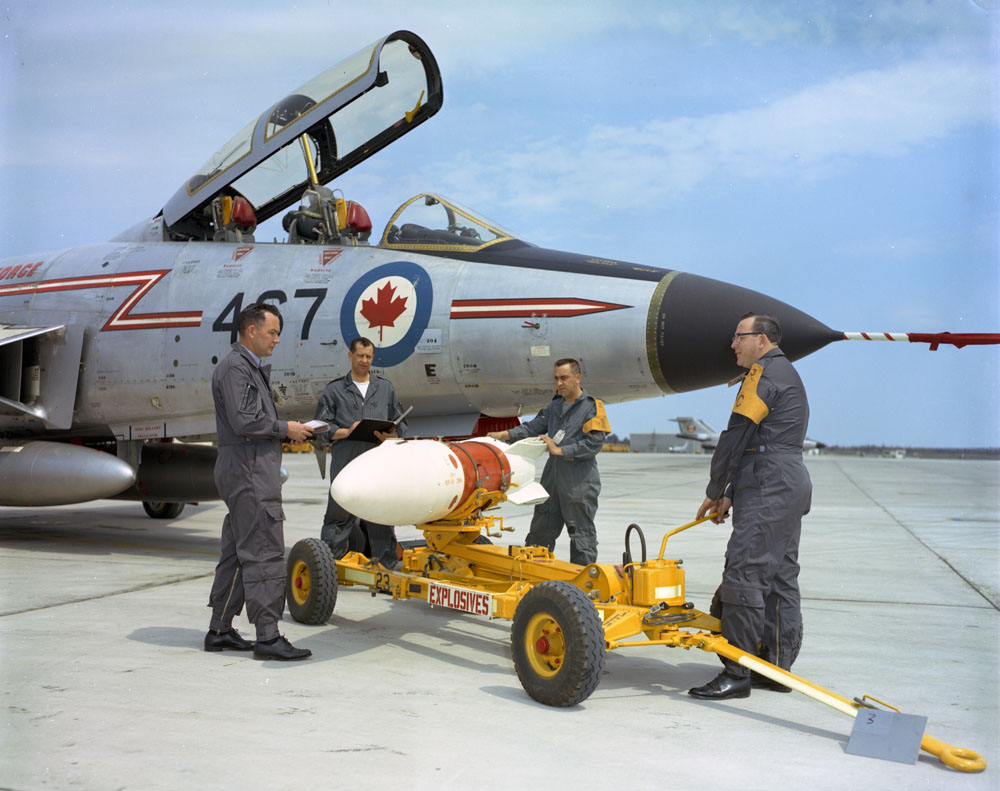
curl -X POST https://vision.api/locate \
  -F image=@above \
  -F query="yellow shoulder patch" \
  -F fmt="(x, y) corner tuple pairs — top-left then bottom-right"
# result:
(732, 364), (769, 424)
(583, 399), (611, 434)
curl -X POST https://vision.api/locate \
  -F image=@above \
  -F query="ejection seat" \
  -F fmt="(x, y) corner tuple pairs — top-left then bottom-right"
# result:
(210, 195), (257, 243)
(395, 223), (481, 245)
(283, 188), (372, 246)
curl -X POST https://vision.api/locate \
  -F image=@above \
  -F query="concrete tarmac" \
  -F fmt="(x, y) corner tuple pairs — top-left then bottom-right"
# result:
(1, 454), (997, 790)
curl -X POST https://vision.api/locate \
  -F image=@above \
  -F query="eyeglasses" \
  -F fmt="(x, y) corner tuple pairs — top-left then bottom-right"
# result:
(731, 332), (763, 342)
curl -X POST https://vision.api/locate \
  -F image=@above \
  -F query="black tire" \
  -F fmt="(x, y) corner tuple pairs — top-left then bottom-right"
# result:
(511, 581), (605, 707)
(286, 538), (338, 625)
(472, 534), (493, 545)
(142, 501), (184, 519)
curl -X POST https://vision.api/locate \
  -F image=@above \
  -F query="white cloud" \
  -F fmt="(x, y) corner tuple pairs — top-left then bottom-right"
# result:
(2, 2), (996, 251)
(426, 55), (997, 215)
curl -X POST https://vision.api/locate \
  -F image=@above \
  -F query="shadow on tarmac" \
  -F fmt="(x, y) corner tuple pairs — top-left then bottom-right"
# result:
(0, 502), (221, 558)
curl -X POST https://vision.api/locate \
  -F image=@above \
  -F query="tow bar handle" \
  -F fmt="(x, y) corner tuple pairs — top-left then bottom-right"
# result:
(657, 513), (717, 560)
(695, 633), (987, 773)
(920, 734), (988, 773)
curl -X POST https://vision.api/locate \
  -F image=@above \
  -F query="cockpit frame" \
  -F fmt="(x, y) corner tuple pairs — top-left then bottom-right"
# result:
(380, 193), (517, 253)
(160, 30), (442, 241)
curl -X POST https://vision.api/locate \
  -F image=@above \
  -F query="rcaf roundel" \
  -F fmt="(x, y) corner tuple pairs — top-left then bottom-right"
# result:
(340, 261), (432, 366)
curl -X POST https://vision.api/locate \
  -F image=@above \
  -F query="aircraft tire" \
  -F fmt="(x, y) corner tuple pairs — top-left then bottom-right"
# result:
(142, 501), (185, 519)
(286, 538), (338, 625)
(511, 581), (605, 707)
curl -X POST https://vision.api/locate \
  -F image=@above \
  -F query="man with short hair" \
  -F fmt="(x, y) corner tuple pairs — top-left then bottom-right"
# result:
(315, 337), (408, 567)
(689, 312), (812, 699)
(206, 303), (314, 661)
(488, 358), (609, 565)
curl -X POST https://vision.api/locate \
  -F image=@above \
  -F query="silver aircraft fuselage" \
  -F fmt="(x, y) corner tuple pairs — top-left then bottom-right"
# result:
(1, 237), (833, 442)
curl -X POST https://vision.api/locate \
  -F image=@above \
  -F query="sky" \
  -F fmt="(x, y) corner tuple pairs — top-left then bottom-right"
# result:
(1, 0), (998, 447)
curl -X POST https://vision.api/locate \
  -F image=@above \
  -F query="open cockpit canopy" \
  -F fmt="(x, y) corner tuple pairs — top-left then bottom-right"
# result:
(161, 30), (442, 239)
(381, 193), (518, 253)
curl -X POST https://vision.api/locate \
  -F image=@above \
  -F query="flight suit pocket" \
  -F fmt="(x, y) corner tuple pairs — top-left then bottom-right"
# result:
(752, 456), (770, 488)
(239, 382), (259, 414)
(263, 503), (285, 522)
(734, 457), (759, 494)
(719, 581), (765, 609)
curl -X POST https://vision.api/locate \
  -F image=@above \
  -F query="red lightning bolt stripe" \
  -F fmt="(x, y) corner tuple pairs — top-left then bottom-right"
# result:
(0, 270), (202, 331)
(450, 297), (629, 319)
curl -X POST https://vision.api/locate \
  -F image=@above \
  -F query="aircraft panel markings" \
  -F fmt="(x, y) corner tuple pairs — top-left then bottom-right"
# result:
(0, 271), (202, 331)
(450, 297), (630, 319)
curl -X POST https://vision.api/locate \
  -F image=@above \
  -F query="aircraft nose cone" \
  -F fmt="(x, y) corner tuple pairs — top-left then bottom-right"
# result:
(649, 272), (842, 393)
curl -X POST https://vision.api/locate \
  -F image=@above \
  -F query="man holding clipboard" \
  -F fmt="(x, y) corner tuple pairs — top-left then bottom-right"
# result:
(314, 337), (409, 567)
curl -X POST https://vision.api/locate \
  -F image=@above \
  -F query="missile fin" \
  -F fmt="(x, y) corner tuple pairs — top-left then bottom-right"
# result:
(506, 481), (548, 506)
(505, 437), (548, 460)
(315, 442), (327, 480)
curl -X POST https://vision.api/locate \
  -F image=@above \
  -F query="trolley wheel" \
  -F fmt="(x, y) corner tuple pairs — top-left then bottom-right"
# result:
(511, 581), (605, 707)
(286, 538), (338, 625)
(142, 501), (184, 519)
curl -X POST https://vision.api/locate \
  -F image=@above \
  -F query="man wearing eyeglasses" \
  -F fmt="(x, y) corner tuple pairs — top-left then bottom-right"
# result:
(689, 312), (812, 700)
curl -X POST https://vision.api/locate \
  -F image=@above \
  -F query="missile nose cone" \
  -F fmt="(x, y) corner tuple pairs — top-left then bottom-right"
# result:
(650, 272), (842, 392)
(330, 440), (461, 525)
(329, 451), (386, 519)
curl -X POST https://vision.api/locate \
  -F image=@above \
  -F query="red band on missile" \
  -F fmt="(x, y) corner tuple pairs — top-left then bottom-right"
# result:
(445, 441), (512, 515)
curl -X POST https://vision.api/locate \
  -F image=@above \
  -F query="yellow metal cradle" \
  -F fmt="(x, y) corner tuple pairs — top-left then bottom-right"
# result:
(286, 502), (987, 773)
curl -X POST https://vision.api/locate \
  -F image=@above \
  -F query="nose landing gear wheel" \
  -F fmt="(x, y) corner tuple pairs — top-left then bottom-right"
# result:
(511, 581), (605, 706)
(286, 538), (338, 624)
(142, 501), (184, 519)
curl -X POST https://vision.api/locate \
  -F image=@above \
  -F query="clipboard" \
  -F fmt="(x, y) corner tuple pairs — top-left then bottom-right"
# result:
(348, 418), (396, 444)
(347, 405), (412, 444)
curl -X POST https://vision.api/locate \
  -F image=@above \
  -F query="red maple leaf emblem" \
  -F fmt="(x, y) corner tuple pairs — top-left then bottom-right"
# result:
(360, 281), (408, 341)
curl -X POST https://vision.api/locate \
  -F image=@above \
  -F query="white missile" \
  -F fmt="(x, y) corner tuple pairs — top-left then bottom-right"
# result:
(329, 437), (549, 526)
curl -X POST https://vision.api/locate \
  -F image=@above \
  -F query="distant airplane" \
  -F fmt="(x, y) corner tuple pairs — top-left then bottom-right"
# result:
(673, 417), (825, 452)
(0, 30), (992, 516)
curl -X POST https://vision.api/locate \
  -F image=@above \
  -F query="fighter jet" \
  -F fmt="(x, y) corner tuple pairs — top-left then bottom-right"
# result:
(673, 417), (825, 452)
(0, 30), (994, 515)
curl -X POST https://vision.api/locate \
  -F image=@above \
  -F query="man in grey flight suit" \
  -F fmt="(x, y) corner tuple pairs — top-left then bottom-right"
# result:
(315, 337), (408, 567)
(489, 358), (609, 565)
(690, 312), (812, 699)
(205, 303), (314, 661)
